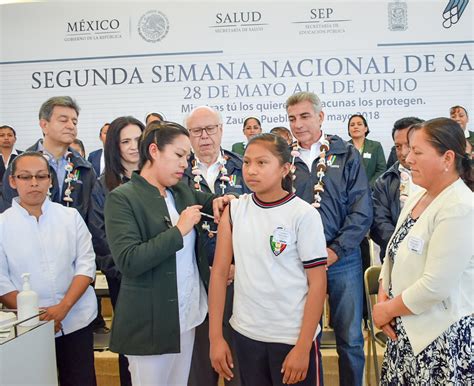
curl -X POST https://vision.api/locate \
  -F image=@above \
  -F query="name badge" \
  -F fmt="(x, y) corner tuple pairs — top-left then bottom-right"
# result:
(272, 227), (291, 244)
(363, 152), (372, 159)
(407, 236), (424, 255)
(270, 226), (291, 256)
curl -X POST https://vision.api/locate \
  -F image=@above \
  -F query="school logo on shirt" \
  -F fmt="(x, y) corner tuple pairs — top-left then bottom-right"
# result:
(270, 226), (291, 256)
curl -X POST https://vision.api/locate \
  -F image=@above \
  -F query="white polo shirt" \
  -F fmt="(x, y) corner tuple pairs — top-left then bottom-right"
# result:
(229, 193), (327, 345)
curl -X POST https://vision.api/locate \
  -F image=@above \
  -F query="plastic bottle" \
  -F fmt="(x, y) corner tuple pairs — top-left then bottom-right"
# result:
(17, 273), (39, 327)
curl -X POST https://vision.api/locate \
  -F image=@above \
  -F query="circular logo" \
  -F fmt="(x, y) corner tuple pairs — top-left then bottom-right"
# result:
(138, 10), (169, 43)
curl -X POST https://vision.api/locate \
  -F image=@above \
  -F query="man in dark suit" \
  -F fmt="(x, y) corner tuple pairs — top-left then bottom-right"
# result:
(87, 122), (109, 176)
(0, 125), (22, 184)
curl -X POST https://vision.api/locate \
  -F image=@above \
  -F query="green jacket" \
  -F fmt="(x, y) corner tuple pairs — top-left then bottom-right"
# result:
(468, 131), (474, 148)
(231, 141), (246, 156)
(104, 173), (214, 355)
(350, 138), (387, 187)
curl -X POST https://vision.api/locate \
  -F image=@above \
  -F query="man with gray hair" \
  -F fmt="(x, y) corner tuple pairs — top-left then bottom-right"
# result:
(286, 92), (372, 386)
(184, 105), (248, 386)
(2, 96), (96, 220)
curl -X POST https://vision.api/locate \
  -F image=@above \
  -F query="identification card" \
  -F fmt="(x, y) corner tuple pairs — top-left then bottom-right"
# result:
(407, 236), (424, 255)
(272, 227), (291, 244)
(363, 152), (372, 159)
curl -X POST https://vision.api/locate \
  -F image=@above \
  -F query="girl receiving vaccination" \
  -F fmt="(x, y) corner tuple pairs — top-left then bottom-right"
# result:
(209, 133), (327, 386)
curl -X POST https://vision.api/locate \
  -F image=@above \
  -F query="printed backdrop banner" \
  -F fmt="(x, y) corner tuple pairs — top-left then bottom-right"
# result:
(0, 1), (473, 153)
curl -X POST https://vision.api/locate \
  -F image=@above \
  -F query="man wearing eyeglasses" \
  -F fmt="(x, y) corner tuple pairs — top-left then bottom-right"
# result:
(184, 106), (248, 386)
(1, 96), (96, 220)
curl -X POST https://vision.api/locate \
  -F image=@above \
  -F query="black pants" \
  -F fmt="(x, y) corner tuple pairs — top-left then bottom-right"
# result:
(233, 330), (318, 386)
(106, 274), (132, 386)
(55, 324), (97, 386)
(188, 283), (242, 386)
(360, 237), (371, 322)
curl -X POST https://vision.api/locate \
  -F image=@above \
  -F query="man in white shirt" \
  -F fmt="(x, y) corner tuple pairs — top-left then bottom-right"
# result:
(0, 151), (97, 386)
(0, 125), (22, 183)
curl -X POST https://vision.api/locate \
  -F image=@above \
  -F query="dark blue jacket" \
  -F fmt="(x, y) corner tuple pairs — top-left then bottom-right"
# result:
(293, 135), (373, 259)
(181, 149), (250, 265)
(88, 174), (125, 279)
(370, 161), (401, 261)
(2, 139), (96, 220)
(87, 148), (103, 177)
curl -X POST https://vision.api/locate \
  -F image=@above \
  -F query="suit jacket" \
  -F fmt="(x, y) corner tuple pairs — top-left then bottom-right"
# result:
(181, 149), (250, 265)
(231, 142), (246, 156)
(370, 162), (401, 261)
(350, 138), (387, 187)
(104, 173), (215, 355)
(87, 148), (103, 176)
(380, 178), (473, 355)
(0, 150), (22, 183)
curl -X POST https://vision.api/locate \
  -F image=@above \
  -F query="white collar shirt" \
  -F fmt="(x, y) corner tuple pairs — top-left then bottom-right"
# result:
(298, 132), (325, 171)
(99, 149), (105, 174)
(2, 149), (19, 167)
(195, 152), (226, 194)
(0, 198), (97, 336)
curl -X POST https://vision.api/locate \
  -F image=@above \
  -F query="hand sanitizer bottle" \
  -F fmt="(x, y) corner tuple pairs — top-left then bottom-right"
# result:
(17, 273), (39, 327)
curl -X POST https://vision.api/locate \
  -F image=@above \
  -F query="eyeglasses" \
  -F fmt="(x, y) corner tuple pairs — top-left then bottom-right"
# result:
(188, 124), (220, 137)
(13, 174), (51, 181)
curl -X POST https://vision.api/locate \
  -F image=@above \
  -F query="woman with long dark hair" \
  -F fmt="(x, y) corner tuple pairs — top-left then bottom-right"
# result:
(88, 115), (144, 386)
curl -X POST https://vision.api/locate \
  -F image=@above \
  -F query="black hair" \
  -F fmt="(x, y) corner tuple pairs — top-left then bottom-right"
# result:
(449, 105), (468, 118)
(145, 112), (165, 123)
(392, 117), (423, 139)
(0, 125), (16, 137)
(104, 116), (145, 191)
(246, 133), (293, 192)
(138, 120), (189, 170)
(72, 138), (86, 157)
(11, 151), (50, 176)
(347, 114), (369, 137)
(99, 122), (110, 135)
(408, 118), (473, 191)
(243, 116), (261, 128)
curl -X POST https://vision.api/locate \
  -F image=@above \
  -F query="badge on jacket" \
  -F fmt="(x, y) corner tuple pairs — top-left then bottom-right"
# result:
(407, 236), (424, 255)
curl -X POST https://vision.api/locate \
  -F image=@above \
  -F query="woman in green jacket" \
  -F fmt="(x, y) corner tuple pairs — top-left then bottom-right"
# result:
(348, 114), (387, 187)
(104, 121), (232, 385)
